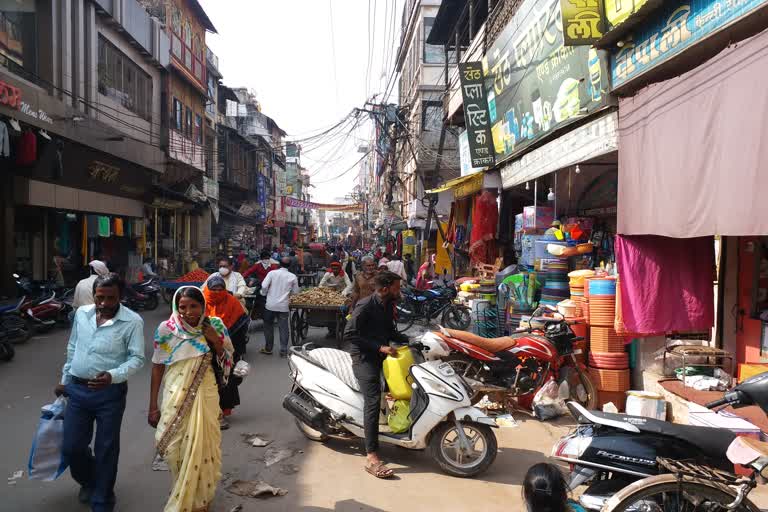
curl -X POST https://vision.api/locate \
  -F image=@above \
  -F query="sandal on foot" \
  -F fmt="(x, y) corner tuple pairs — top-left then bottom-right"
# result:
(365, 461), (394, 479)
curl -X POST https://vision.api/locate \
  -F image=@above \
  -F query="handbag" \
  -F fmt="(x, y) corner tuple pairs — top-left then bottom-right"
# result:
(28, 397), (69, 481)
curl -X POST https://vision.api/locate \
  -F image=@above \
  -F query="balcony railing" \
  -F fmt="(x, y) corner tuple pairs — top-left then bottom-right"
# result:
(206, 46), (219, 73)
(171, 34), (205, 86)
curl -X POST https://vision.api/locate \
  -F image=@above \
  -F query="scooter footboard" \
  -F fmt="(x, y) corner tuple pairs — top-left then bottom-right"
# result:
(452, 406), (498, 428)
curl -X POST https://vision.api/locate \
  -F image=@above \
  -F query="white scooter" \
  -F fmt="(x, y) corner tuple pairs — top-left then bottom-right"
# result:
(283, 341), (498, 477)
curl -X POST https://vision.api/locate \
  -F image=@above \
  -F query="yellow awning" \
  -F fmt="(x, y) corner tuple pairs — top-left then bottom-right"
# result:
(426, 172), (484, 199)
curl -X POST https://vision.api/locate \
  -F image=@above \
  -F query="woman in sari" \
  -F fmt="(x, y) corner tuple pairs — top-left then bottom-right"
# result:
(148, 286), (234, 512)
(203, 275), (249, 427)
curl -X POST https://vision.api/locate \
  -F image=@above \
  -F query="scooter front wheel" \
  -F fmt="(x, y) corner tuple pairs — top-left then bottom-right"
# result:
(429, 421), (497, 478)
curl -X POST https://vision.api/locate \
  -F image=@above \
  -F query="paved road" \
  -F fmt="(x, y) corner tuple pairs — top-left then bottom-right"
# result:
(5, 307), (763, 511)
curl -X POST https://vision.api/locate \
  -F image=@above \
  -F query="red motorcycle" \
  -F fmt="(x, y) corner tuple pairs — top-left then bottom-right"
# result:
(432, 306), (597, 410)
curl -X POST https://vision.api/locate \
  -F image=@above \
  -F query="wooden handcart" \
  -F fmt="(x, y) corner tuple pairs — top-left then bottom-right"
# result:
(289, 303), (346, 348)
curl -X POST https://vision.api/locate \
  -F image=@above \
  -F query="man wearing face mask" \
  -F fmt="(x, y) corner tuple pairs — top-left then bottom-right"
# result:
(55, 273), (145, 511)
(243, 250), (279, 282)
(204, 257), (247, 307)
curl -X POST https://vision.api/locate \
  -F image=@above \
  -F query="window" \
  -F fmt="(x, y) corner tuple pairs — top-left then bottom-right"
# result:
(423, 17), (445, 64)
(195, 114), (202, 144)
(98, 35), (153, 121)
(0, 0), (38, 81)
(185, 107), (193, 139)
(422, 101), (443, 132)
(172, 98), (183, 131)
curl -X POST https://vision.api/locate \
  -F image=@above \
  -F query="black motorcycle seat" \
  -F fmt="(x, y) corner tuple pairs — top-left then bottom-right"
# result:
(574, 404), (735, 460)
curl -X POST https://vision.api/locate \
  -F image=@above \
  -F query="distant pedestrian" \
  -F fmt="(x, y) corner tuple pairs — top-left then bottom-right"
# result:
(243, 250), (279, 282)
(260, 257), (299, 357)
(403, 253), (415, 284)
(203, 257), (247, 306)
(386, 254), (407, 283)
(288, 250), (300, 274)
(57, 273), (145, 512)
(347, 256), (377, 310)
(71, 260), (110, 311)
(148, 286), (234, 512)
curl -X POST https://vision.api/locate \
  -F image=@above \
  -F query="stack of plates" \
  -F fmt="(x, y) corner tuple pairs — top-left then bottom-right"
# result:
(590, 326), (625, 352)
(589, 296), (616, 327)
(540, 263), (570, 307)
(589, 368), (631, 392)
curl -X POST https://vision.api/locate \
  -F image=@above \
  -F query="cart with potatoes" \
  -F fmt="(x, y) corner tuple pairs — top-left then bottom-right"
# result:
(289, 287), (348, 348)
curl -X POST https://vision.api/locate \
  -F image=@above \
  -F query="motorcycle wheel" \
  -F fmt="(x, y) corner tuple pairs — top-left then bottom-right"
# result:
(7, 327), (31, 344)
(144, 294), (159, 311)
(558, 366), (598, 410)
(429, 421), (497, 478)
(442, 305), (471, 330)
(395, 305), (414, 334)
(603, 473), (759, 512)
(444, 355), (484, 404)
(0, 341), (15, 361)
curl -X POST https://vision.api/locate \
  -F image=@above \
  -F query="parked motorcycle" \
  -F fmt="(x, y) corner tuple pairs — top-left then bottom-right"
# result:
(396, 283), (471, 332)
(283, 341), (498, 477)
(552, 374), (768, 511)
(0, 331), (15, 362)
(0, 297), (32, 344)
(124, 278), (160, 311)
(21, 292), (70, 331)
(429, 306), (597, 410)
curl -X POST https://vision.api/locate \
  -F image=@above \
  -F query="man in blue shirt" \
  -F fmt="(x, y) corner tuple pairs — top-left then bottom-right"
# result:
(55, 273), (145, 512)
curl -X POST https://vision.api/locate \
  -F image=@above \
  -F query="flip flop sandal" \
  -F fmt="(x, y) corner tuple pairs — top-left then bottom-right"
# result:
(365, 462), (394, 479)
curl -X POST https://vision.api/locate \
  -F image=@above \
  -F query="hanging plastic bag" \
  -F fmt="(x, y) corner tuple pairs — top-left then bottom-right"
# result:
(387, 400), (412, 434)
(28, 397), (69, 481)
(532, 378), (567, 420)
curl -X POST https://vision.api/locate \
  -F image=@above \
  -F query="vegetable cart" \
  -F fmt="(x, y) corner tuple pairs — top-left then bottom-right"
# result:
(289, 304), (346, 348)
(159, 280), (205, 304)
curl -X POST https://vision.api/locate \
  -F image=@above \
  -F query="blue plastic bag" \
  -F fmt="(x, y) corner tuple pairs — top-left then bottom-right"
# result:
(28, 397), (69, 481)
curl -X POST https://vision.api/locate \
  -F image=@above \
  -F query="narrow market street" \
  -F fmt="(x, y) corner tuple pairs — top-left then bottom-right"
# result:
(1, 309), (569, 512)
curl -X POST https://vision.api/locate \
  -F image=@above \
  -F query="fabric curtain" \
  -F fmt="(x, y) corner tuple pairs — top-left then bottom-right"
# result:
(617, 28), (768, 237)
(615, 235), (715, 335)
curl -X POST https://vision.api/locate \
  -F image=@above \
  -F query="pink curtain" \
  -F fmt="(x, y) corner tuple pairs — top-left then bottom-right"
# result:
(469, 190), (498, 265)
(616, 235), (714, 335)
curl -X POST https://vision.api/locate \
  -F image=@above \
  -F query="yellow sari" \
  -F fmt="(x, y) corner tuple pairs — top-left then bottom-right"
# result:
(156, 354), (221, 512)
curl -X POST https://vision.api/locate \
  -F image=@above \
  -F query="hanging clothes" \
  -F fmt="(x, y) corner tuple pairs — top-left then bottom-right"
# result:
(86, 215), (99, 239)
(98, 216), (111, 237)
(469, 190), (499, 265)
(0, 121), (9, 157)
(16, 130), (37, 166)
(615, 235), (715, 335)
(81, 216), (88, 265)
(114, 218), (124, 237)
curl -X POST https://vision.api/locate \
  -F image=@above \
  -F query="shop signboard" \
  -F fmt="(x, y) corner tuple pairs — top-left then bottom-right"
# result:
(457, 62), (495, 168)
(484, 0), (610, 165)
(256, 174), (267, 222)
(560, 0), (605, 45)
(459, 130), (486, 176)
(611, 0), (768, 88)
(202, 176), (219, 200)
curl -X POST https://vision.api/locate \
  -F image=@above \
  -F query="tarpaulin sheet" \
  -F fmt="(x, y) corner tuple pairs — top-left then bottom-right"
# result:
(616, 235), (714, 335)
(617, 28), (768, 237)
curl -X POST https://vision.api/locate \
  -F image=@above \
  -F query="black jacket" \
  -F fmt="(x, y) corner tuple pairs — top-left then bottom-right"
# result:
(345, 293), (408, 364)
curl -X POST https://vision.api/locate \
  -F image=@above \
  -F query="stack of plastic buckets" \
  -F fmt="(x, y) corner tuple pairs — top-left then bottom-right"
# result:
(587, 277), (630, 411)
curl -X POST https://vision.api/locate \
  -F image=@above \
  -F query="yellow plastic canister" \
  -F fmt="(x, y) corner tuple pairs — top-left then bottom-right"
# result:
(383, 346), (415, 400)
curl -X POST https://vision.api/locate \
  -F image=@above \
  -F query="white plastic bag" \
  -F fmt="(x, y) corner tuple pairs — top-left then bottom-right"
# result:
(28, 397), (68, 481)
(233, 360), (250, 378)
(532, 378), (567, 420)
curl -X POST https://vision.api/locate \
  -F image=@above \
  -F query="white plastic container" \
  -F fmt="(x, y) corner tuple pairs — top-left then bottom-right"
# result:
(625, 391), (667, 420)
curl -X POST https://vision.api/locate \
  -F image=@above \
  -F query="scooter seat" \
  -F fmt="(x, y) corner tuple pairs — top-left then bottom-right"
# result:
(569, 402), (735, 461)
(307, 348), (360, 392)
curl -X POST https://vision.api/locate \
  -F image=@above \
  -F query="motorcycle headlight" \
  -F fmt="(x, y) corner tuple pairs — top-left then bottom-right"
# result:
(421, 376), (463, 401)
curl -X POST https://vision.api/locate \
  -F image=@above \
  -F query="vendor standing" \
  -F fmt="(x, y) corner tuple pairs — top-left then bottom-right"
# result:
(346, 256), (377, 310)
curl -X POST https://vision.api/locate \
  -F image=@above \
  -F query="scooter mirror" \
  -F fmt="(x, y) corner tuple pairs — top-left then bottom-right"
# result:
(12, 274), (19, 279)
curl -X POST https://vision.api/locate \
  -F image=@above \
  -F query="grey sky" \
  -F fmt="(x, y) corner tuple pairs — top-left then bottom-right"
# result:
(200, 0), (404, 202)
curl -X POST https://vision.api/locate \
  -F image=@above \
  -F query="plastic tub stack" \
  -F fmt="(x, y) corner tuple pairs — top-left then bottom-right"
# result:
(586, 277), (630, 411)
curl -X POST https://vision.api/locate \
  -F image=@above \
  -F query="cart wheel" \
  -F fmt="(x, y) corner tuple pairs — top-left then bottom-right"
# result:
(290, 312), (301, 346)
(299, 310), (309, 340)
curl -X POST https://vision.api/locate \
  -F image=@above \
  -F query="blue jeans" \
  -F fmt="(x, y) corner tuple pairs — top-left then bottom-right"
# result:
(62, 382), (127, 512)
(263, 309), (289, 354)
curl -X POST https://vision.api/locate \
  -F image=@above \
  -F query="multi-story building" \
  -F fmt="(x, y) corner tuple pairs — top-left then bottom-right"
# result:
(394, 0), (459, 220)
(0, 0), (169, 290)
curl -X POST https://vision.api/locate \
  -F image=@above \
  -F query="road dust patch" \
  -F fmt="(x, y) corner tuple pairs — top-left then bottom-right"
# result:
(241, 433), (273, 448)
(226, 479), (288, 498)
(279, 463), (300, 475)
(262, 446), (300, 467)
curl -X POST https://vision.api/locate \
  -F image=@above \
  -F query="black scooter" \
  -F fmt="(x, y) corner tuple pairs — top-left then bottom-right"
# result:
(123, 278), (160, 311)
(552, 382), (756, 511)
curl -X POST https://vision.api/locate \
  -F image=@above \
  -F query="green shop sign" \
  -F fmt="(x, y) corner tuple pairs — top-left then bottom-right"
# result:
(483, 0), (611, 165)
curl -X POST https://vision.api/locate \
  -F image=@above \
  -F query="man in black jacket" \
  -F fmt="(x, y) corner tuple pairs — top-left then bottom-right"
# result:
(344, 271), (408, 478)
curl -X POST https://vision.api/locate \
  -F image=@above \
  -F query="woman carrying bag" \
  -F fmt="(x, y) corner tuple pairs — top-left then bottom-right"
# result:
(202, 275), (249, 427)
(148, 286), (234, 512)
